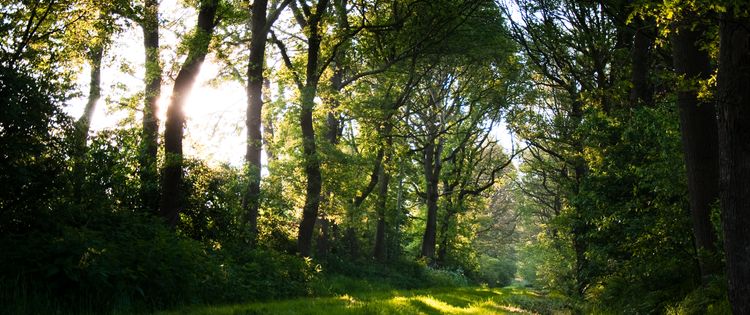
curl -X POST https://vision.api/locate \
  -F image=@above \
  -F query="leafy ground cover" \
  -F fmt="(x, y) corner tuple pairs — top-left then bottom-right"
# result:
(158, 286), (572, 315)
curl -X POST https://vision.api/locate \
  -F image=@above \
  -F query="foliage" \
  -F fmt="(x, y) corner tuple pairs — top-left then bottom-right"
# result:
(3, 0), (747, 313)
(0, 65), (72, 234)
(665, 276), (731, 315)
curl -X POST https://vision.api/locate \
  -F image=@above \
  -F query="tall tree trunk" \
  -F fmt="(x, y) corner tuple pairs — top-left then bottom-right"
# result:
(629, 19), (653, 107)
(139, 0), (162, 214)
(296, 0), (330, 257)
(373, 130), (392, 261)
(71, 40), (105, 203)
(347, 148), (382, 257)
(421, 138), (442, 261)
(316, 214), (330, 257)
(262, 78), (276, 161)
(569, 97), (590, 297)
(76, 43), (104, 141)
(316, 66), (344, 258)
(242, 0), (269, 242)
(297, 87), (323, 256)
(391, 161), (406, 258)
(160, 0), (219, 227)
(672, 18), (720, 281)
(436, 202), (453, 266)
(716, 11), (750, 314)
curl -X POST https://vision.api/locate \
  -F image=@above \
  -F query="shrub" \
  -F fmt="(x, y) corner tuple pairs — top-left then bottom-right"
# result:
(1, 214), (221, 313)
(475, 254), (516, 287)
(219, 246), (319, 301)
(423, 267), (470, 287)
(666, 276), (731, 315)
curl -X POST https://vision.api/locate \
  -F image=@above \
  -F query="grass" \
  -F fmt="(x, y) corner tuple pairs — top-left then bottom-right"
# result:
(157, 286), (573, 315)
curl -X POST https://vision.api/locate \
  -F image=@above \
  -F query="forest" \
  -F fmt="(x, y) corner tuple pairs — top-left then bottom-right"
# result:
(1, 0), (749, 314)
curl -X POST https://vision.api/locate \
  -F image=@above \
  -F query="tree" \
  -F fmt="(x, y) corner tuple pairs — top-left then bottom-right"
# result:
(242, 0), (291, 242)
(75, 12), (116, 143)
(671, 13), (721, 281)
(715, 5), (750, 313)
(271, 0), (332, 257)
(139, 0), (163, 214)
(436, 134), (518, 265)
(161, 0), (221, 227)
(404, 63), (498, 261)
(503, 0), (601, 294)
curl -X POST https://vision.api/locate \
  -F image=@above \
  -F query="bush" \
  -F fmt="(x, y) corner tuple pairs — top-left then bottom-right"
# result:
(475, 254), (516, 287)
(0, 213), (227, 313)
(0, 211), (327, 314)
(666, 276), (731, 315)
(219, 246), (319, 301)
(423, 267), (470, 287)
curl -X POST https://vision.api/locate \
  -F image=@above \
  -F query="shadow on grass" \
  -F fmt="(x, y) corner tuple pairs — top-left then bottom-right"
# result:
(160, 287), (565, 315)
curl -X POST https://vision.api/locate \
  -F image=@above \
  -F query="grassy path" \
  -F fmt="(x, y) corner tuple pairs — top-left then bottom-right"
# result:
(158, 287), (571, 315)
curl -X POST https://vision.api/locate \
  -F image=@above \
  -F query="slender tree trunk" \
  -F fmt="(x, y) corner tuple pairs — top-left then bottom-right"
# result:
(315, 66), (344, 258)
(672, 18), (720, 281)
(262, 78), (276, 162)
(436, 203), (453, 266)
(572, 222), (589, 295)
(629, 20), (653, 107)
(373, 134), (392, 261)
(76, 43), (104, 140)
(569, 98), (590, 297)
(71, 40), (105, 203)
(390, 161), (406, 258)
(347, 148), (382, 257)
(242, 0), (269, 242)
(716, 11), (750, 314)
(296, 0), (330, 257)
(421, 138), (442, 261)
(160, 0), (219, 227)
(140, 0), (162, 214)
(297, 87), (323, 256)
(316, 214), (330, 257)
(326, 67), (343, 146)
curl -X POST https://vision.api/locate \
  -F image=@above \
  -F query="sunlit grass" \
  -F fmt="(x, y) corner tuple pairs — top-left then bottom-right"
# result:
(158, 287), (572, 315)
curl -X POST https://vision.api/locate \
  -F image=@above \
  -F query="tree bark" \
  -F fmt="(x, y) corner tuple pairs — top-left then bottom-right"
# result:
(436, 202), (453, 266)
(297, 87), (323, 256)
(295, 0), (330, 257)
(420, 138), (442, 261)
(316, 214), (330, 257)
(315, 64), (344, 258)
(76, 43), (104, 140)
(160, 0), (219, 227)
(716, 11), (750, 314)
(373, 126), (392, 261)
(629, 19), (653, 107)
(345, 148), (382, 257)
(569, 97), (590, 297)
(262, 78), (276, 161)
(672, 18), (720, 281)
(139, 0), (162, 215)
(242, 0), (269, 242)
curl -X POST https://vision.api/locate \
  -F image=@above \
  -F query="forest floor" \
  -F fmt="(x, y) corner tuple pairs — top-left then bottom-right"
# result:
(158, 286), (572, 315)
